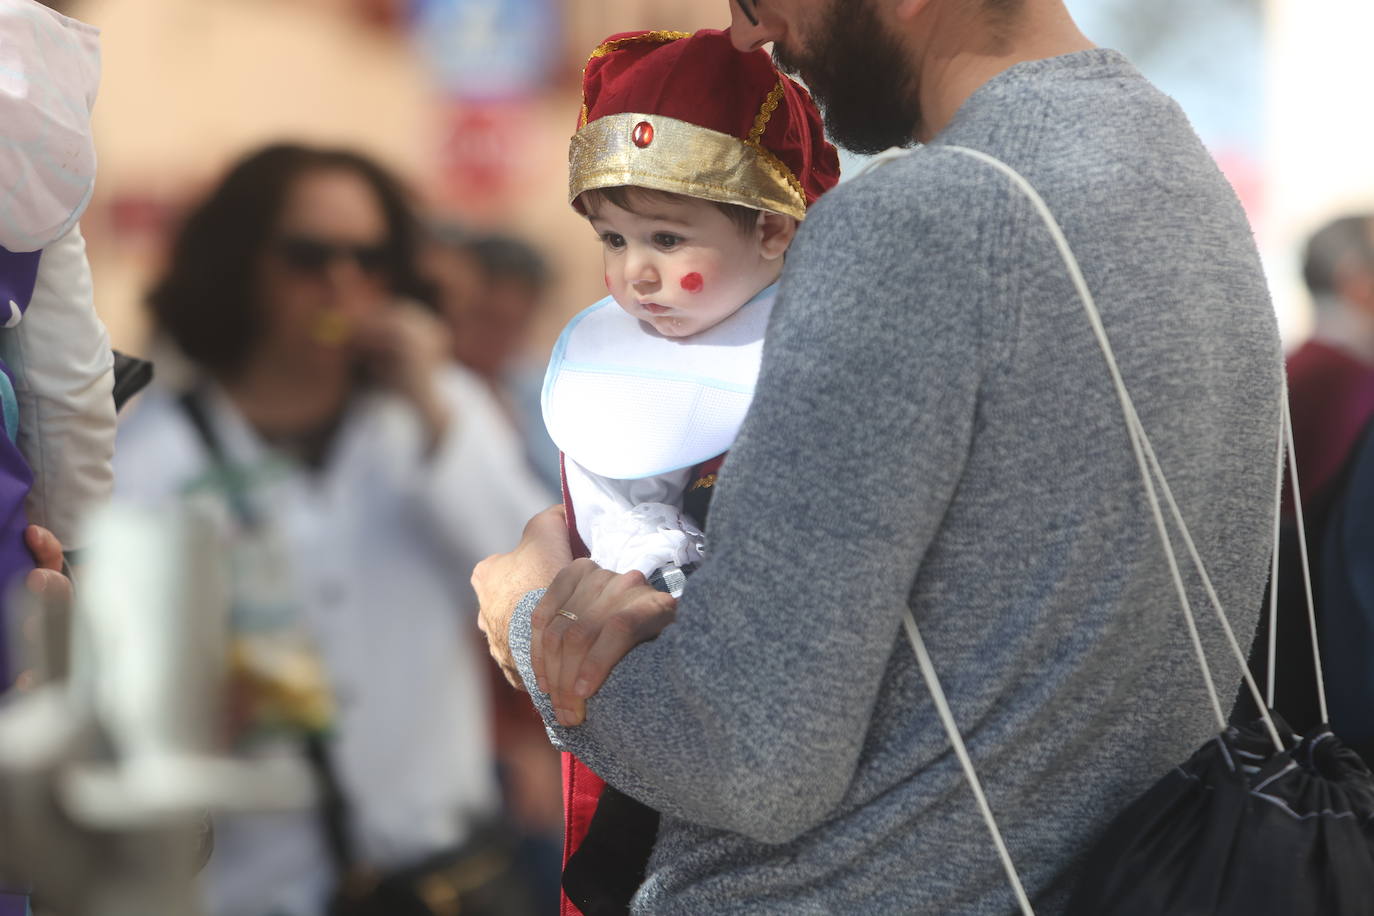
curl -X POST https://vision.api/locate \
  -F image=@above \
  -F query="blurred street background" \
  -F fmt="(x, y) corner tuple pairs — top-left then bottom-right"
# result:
(6, 2), (1370, 914)
(62, 0), (1371, 358)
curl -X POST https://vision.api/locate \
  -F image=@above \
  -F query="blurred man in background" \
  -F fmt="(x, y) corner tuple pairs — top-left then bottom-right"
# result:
(1286, 214), (1374, 509)
(429, 230), (551, 391)
(423, 227), (563, 909)
(426, 229), (561, 492)
(1251, 215), (1374, 767)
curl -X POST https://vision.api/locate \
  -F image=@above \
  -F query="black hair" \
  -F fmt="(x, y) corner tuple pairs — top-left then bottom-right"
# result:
(1303, 215), (1374, 300)
(433, 227), (552, 292)
(147, 142), (433, 380)
(578, 186), (762, 236)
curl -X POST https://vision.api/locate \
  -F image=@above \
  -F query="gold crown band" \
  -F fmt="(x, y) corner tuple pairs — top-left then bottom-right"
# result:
(568, 113), (808, 221)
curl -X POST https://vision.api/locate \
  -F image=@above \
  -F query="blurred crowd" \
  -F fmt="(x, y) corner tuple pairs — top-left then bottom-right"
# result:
(2, 1), (1373, 915)
(110, 142), (568, 915)
(23, 139), (1373, 915)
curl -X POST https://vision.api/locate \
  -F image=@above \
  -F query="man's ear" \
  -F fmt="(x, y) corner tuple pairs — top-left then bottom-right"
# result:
(895, 0), (934, 21)
(1337, 264), (1374, 317)
(757, 212), (799, 260)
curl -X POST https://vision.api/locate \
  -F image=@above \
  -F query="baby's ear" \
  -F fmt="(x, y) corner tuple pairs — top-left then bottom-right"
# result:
(757, 212), (798, 260)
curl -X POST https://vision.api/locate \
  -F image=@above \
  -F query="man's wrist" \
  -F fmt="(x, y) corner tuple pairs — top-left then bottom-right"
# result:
(507, 588), (546, 696)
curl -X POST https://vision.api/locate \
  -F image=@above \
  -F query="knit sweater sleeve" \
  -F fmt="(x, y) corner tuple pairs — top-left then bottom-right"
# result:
(510, 158), (1017, 843)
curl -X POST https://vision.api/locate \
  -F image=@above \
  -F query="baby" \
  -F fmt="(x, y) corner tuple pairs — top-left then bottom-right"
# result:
(543, 27), (840, 595)
(538, 28), (839, 916)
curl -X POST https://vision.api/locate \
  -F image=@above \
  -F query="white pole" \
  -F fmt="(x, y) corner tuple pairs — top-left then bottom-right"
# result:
(1263, 0), (1374, 343)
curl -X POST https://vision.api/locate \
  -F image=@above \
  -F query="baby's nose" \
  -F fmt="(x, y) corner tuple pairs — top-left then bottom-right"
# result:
(631, 267), (660, 293)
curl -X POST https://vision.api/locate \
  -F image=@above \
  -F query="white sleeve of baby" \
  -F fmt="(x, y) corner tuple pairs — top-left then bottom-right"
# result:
(563, 460), (706, 577)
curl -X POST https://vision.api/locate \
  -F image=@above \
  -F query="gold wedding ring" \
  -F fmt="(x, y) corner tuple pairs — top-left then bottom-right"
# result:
(557, 609), (579, 622)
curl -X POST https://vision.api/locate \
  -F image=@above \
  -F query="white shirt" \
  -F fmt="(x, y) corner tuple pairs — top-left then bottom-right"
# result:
(0, 223), (115, 549)
(112, 365), (551, 916)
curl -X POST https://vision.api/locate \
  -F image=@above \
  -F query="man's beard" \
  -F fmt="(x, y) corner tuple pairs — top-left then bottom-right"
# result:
(772, 0), (921, 155)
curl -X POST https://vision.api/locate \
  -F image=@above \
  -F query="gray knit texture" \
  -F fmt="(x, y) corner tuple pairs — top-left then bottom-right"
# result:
(511, 49), (1281, 914)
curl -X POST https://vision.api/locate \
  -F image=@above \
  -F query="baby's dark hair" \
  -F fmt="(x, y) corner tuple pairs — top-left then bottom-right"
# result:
(579, 186), (761, 235)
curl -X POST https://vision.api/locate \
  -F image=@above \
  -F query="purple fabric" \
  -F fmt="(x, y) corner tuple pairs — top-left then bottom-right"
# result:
(0, 892), (27, 915)
(0, 247), (40, 317)
(0, 349), (33, 688)
(0, 240), (39, 876)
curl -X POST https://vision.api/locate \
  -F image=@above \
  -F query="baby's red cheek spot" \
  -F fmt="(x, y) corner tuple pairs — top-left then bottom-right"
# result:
(680, 272), (704, 293)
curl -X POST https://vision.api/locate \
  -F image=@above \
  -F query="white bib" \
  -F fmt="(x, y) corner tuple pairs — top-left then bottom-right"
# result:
(542, 284), (776, 480)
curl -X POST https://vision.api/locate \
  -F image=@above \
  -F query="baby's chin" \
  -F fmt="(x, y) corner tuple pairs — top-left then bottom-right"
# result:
(643, 307), (745, 339)
(646, 315), (699, 338)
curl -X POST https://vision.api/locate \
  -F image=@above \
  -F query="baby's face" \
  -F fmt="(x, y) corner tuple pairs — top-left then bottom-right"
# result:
(587, 195), (784, 338)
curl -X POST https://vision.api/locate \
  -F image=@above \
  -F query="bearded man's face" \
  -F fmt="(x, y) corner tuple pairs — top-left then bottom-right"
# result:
(770, 0), (923, 154)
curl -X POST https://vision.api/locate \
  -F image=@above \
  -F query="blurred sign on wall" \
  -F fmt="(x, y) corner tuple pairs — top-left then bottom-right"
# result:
(411, 0), (561, 97)
(411, 0), (562, 215)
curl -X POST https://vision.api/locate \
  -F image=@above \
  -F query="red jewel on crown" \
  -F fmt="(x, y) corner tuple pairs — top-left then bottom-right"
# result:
(632, 121), (655, 148)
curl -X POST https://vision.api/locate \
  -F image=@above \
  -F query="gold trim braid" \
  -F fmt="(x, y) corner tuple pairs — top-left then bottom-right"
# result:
(568, 113), (808, 221)
(747, 80), (786, 145)
(588, 30), (692, 60)
(743, 79), (807, 206)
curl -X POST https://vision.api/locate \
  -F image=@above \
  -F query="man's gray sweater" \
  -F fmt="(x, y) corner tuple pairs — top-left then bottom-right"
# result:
(511, 49), (1281, 913)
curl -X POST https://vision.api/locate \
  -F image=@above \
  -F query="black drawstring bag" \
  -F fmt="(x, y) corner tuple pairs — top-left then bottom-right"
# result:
(896, 146), (1374, 916)
(1060, 388), (1374, 915)
(1067, 717), (1374, 915)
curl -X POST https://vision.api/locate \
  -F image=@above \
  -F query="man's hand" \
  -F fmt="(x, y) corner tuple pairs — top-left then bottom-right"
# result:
(473, 506), (575, 688)
(24, 524), (71, 602)
(532, 561), (678, 727)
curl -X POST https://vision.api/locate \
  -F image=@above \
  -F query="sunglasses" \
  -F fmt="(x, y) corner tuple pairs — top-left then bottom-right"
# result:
(734, 0), (759, 26)
(274, 236), (389, 276)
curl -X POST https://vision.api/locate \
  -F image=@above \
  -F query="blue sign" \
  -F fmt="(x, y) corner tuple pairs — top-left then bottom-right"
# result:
(411, 0), (561, 99)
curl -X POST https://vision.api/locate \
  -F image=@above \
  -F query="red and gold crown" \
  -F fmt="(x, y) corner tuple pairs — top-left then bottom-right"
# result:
(569, 29), (840, 222)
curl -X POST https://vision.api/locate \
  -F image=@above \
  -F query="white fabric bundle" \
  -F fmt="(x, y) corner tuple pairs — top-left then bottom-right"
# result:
(0, 0), (100, 252)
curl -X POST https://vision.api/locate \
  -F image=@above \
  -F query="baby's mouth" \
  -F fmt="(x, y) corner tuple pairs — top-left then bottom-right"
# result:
(642, 302), (670, 315)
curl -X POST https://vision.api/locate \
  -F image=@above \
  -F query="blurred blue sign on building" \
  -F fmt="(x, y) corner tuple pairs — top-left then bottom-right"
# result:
(411, 0), (561, 100)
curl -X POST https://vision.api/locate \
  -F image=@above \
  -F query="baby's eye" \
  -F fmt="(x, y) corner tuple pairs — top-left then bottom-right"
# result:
(600, 232), (626, 250)
(652, 233), (683, 249)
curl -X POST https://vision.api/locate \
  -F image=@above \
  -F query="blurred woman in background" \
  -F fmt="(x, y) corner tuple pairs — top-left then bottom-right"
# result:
(113, 143), (550, 916)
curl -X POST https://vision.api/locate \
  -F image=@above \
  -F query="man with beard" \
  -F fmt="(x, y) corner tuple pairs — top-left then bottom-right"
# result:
(474, 0), (1281, 911)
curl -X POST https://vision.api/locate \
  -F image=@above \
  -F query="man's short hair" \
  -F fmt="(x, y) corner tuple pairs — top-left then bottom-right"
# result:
(578, 186), (762, 236)
(1303, 215), (1374, 300)
(431, 226), (552, 293)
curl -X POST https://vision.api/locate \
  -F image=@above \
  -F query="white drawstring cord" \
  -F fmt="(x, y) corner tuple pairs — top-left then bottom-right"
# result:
(898, 146), (1311, 914)
(900, 609), (1036, 915)
(1127, 399), (1284, 750)
(1281, 393), (1329, 723)
(942, 145), (1280, 744)
(1268, 389), (1284, 709)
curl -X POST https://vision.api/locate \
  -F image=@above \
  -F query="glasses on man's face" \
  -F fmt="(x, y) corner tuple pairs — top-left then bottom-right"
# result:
(734, 0), (759, 26)
(274, 236), (389, 277)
